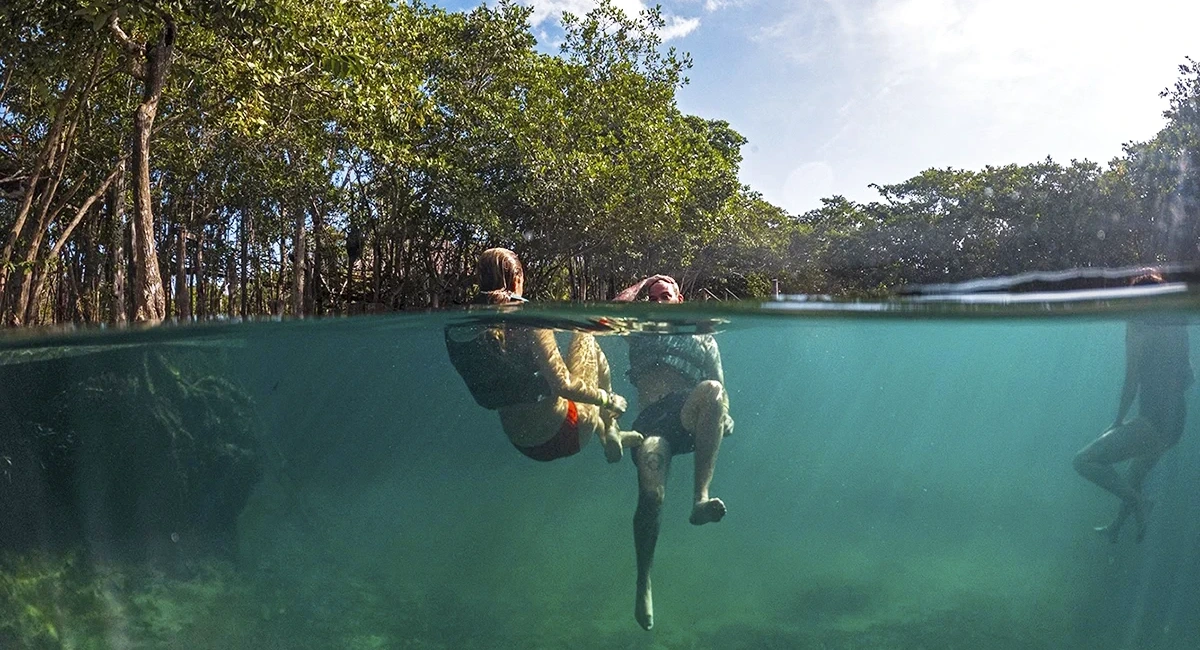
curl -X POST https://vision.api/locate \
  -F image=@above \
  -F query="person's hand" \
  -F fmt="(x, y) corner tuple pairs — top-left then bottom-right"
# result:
(721, 413), (735, 436)
(605, 392), (628, 416)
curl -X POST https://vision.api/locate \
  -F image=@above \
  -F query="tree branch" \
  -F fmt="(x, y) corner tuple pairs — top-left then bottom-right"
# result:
(107, 13), (147, 81)
(24, 159), (127, 324)
(0, 65), (13, 107)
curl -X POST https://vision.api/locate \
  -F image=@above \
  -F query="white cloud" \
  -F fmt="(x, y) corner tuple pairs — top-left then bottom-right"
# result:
(661, 15), (702, 40)
(519, 0), (703, 40)
(755, 0), (1200, 122)
(522, 0), (642, 26)
(670, 0), (743, 11)
(862, 0), (1200, 156)
(744, 0), (1200, 214)
(753, 0), (857, 64)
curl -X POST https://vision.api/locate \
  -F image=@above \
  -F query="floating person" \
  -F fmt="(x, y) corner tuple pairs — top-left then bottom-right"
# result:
(1073, 269), (1193, 543)
(614, 274), (734, 629)
(445, 247), (642, 463)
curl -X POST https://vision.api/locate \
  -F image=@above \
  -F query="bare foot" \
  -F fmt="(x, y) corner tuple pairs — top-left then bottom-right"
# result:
(601, 429), (644, 464)
(1135, 499), (1155, 543)
(689, 497), (726, 525)
(635, 577), (653, 630)
(599, 430), (623, 463)
(1094, 522), (1122, 544)
(1094, 498), (1152, 543)
(620, 429), (645, 448)
(1095, 502), (1128, 543)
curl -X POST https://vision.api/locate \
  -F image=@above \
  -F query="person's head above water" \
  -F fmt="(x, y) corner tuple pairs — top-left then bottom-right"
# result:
(478, 247), (525, 303)
(647, 276), (683, 303)
(1129, 268), (1165, 287)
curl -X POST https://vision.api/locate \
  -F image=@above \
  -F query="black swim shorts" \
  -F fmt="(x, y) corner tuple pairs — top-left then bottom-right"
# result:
(632, 391), (694, 454)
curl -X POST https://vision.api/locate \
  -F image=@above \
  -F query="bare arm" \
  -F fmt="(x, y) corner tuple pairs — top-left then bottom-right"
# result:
(614, 277), (653, 302)
(614, 274), (675, 301)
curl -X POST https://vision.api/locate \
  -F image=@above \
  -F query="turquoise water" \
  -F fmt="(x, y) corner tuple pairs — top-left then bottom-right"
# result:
(2, 294), (1199, 649)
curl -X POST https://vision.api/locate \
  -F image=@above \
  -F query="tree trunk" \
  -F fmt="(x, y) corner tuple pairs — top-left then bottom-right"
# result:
(372, 232), (382, 305)
(14, 156), (82, 324)
(292, 204), (305, 317)
(81, 201), (98, 322)
(276, 219), (287, 317)
(111, 13), (175, 323)
(252, 220), (263, 315)
(175, 224), (189, 319)
(24, 160), (124, 324)
(0, 63), (88, 315)
(311, 199), (324, 315)
(226, 224), (237, 318)
(195, 225), (206, 319)
(108, 165), (128, 325)
(239, 211), (249, 318)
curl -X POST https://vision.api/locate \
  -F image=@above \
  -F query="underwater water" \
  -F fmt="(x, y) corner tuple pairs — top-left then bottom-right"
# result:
(2, 292), (1199, 650)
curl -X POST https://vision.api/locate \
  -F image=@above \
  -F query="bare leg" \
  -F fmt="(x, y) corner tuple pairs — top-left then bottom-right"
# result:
(633, 437), (671, 630)
(1097, 501), (1131, 543)
(1073, 422), (1149, 502)
(1073, 419), (1156, 540)
(1127, 453), (1164, 542)
(593, 337), (637, 461)
(1096, 454), (1160, 544)
(682, 380), (727, 525)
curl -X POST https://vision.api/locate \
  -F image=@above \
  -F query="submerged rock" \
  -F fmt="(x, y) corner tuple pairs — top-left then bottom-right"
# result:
(0, 344), (263, 563)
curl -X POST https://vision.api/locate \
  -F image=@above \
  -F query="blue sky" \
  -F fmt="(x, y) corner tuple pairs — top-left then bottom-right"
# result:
(432, 0), (1200, 215)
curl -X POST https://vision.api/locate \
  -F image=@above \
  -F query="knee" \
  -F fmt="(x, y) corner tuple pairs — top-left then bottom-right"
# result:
(684, 381), (726, 431)
(695, 380), (725, 406)
(1072, 450), (1093, 473)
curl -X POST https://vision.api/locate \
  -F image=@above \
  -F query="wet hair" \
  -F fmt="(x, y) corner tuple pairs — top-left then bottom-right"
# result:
(477, 247), (524, 304)
(649, 275), (680, 291)
(1129, 268), (1166, 287)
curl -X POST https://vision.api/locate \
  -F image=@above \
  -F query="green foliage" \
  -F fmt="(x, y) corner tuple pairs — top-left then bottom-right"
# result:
(5, 0), (1200, 317)
(784, 156), (1164, 295)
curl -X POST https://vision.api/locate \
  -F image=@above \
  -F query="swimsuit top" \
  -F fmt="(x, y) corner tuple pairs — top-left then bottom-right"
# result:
(444, 294), (549, 410)
(627, 333), (722, 388)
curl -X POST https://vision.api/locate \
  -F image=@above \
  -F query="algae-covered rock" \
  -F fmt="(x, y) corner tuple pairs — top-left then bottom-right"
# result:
(0, 553), (255, 649)
(0, 343), (263, 562)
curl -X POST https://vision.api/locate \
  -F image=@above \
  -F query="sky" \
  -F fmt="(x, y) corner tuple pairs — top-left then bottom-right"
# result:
(432, 0), (1200, 215)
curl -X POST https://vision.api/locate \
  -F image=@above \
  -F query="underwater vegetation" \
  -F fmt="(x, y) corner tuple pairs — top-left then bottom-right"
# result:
(0, 552), (266, 649)
(0, 548), (520, 650)
(0, 548), (1151, 650)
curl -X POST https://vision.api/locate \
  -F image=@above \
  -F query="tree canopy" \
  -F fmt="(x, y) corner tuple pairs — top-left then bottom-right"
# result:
(2, 1), (1199, 324)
